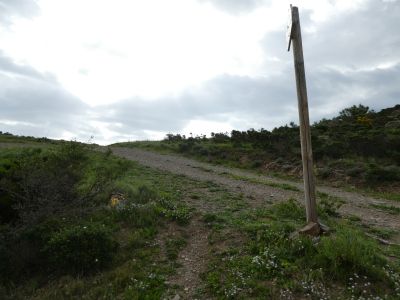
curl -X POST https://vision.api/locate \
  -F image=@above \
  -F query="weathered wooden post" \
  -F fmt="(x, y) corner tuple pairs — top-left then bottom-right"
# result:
(287, 5), (320, 235)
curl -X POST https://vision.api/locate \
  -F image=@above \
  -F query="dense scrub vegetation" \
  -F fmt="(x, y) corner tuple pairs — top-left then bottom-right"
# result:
(0, 142), (192, 298)
(119, 104), (400, 195)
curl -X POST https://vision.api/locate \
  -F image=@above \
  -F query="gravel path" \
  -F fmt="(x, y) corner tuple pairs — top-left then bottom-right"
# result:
(112, 147), (400, 233)
(111, 146), (400, 299)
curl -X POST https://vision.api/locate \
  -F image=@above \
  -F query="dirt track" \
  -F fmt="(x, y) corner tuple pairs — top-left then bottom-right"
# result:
(112, 147), (400, 235)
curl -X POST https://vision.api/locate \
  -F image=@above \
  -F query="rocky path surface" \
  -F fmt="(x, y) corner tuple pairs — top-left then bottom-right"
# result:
(112, 147), (400, 233)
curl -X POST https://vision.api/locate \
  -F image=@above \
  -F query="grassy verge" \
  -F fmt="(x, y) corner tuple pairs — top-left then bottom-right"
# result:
(355, 188), (400, 202)
(225, 173), (300, 192)
(370, 204), (400, 215)
(197, 194), (400, 299)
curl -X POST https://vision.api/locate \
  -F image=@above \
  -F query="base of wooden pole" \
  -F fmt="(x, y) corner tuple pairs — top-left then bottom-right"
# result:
(298, 221), (330, 236)
(299, 222), (320, 236)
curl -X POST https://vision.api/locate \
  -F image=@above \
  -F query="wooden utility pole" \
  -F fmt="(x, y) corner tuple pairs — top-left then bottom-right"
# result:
(287, 5), (319, 233)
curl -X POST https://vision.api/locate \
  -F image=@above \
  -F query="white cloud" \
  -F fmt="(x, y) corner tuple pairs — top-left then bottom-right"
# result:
(0, 0), (399, 144)
(0, 0), (272, 105)
(0, 0), (39, 26)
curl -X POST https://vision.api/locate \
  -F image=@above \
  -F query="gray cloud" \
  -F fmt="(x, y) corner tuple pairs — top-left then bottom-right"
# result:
(304, 0), (400, 69)
(262, 0), (400, 70)
(308, 64), (400, 115)
(94, 74), (298, 139)
(197, 0), (269, 15)
(259, 0), (400, 118)
(96, 97), (187, 133)
(0, 0), (39, 26)
(0, 51), (57, 82)
(0, 52), (91, 140)
(96, 60), (400, 141)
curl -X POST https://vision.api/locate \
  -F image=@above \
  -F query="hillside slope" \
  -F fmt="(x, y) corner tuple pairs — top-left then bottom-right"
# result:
(0, 130), (399, 298)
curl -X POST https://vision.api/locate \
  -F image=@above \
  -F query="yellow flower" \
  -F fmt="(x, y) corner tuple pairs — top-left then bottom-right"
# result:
(110, 196), (120, 207)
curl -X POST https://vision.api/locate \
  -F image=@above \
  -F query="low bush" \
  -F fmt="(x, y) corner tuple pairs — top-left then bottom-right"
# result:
(178, 141), (193, 153)
(115, 201), (160, 228)
(270, 198), (305, 222)
(112, 184), (161, 227)
(316, 166), (332, 179)
(313, 226), (386, 281)
(165, 237), (187, 260)
(112, 184), (192, 227)
(162, 204), (192, 225)
(192, 144), (209, 156)
(345, 166), (365, 177)
(44, 223), (118, 274)
(0, 143), (87, 227)
(251, 160), (263, 168)
(365, 163), (400, 182)
(317, 193), (343, 218)
(127, 227), (157, 249)
(0, 219), (64, 282)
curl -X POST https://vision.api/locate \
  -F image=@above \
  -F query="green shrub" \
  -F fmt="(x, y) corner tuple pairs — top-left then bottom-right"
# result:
(77, 153), (127, 202)
(44, 223), (118, 274)
(163, 204), (192, 225)
(0, 192), (17, 224)
(165, 237), (187, 260)
(192, 144), (209, 156)
(127, 227), (157, 249)
(0, 225), (15, 281)
(0, 219), (65, 282)
(317, 193), (343, 217)
(107, 180), (137, 200)
(24, 218), (63, 245)
(0, 143), (87, 227)
(136, 185), (158, 203)
(113, 184), (192, 227)
(178, 142), (193, 153)
(271, 198), (305, 222)
(202, 213), (225, 225)
(115, 201), (160, 228)
(112, 185), (161, 227)
(365, 164), (400, 182)
(313, 226), (386, 281)
(345, 166), (365, 177)
(251, 160), (263, 168)
(157, 193), (192, 225)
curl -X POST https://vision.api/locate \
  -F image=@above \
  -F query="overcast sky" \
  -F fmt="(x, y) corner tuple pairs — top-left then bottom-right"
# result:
(0, 0), (399, 144)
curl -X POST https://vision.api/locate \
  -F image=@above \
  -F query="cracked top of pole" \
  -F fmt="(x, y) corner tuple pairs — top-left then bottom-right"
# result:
(286, 5), (298, 51)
